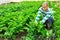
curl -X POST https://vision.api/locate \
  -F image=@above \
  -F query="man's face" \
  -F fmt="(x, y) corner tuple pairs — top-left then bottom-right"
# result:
(42, 4), (48, 11)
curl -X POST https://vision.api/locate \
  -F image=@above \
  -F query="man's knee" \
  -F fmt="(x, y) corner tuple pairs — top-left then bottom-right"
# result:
(48, 17), (54, 24)
(44, 17), (54, 30)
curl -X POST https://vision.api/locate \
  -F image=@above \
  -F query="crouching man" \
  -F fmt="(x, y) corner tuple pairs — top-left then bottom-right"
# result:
(35, 2), (54, 30)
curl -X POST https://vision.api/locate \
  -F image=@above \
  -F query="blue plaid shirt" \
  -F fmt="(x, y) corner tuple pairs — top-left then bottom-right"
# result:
(35, 7), (54, 23)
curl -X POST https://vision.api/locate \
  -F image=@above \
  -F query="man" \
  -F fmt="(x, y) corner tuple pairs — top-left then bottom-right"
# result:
(35, 2), (54, 30)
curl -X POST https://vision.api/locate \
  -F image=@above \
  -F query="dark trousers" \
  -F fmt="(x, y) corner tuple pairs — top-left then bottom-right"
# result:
(44, 17), (54, 30)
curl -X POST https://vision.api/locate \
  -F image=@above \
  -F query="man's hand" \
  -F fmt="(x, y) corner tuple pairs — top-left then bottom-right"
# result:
(34, 21), (44, 27)
(34, 21), (38, 26)
(40, 21), (43, 25)
(39, 21), (44, 28)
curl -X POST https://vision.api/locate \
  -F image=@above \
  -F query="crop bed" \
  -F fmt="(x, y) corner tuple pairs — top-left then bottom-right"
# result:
(0, 1), (60, 40)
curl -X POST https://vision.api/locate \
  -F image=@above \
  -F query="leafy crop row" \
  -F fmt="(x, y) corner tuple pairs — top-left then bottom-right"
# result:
(0, 1), (60, 40)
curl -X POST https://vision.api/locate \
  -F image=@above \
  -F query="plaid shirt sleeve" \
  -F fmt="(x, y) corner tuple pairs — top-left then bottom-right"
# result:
(42, 8), (53, 23)
(35, 7), (42, 23)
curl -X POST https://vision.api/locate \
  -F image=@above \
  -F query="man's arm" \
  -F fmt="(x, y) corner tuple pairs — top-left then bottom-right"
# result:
(35, 7), (42, 23)
(42, 9), (53, 23)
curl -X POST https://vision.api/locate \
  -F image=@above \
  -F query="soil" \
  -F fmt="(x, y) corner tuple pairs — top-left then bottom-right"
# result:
(0, 31), (27, 40)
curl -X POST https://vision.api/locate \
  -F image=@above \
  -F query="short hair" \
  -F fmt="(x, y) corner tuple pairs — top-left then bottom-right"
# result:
(42, 2), (48, 6)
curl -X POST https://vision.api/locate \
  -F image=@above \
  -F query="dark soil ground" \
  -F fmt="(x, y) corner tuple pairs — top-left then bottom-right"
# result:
(0, 31), (27, 40)
(0, 29), (56, 40)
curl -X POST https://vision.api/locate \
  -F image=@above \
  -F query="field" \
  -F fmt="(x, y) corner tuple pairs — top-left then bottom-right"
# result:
(0, 1), (60, 40)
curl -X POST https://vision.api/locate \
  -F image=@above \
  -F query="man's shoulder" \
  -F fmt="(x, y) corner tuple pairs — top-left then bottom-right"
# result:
(48, 8), (52, 11)
(39, 7), (42, 10)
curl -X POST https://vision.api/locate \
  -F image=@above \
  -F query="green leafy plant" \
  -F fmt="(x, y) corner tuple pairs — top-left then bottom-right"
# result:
(0, 1), (60, 40)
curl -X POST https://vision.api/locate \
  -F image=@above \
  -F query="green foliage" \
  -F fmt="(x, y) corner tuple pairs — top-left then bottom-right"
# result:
(0, 1), (60, 40)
